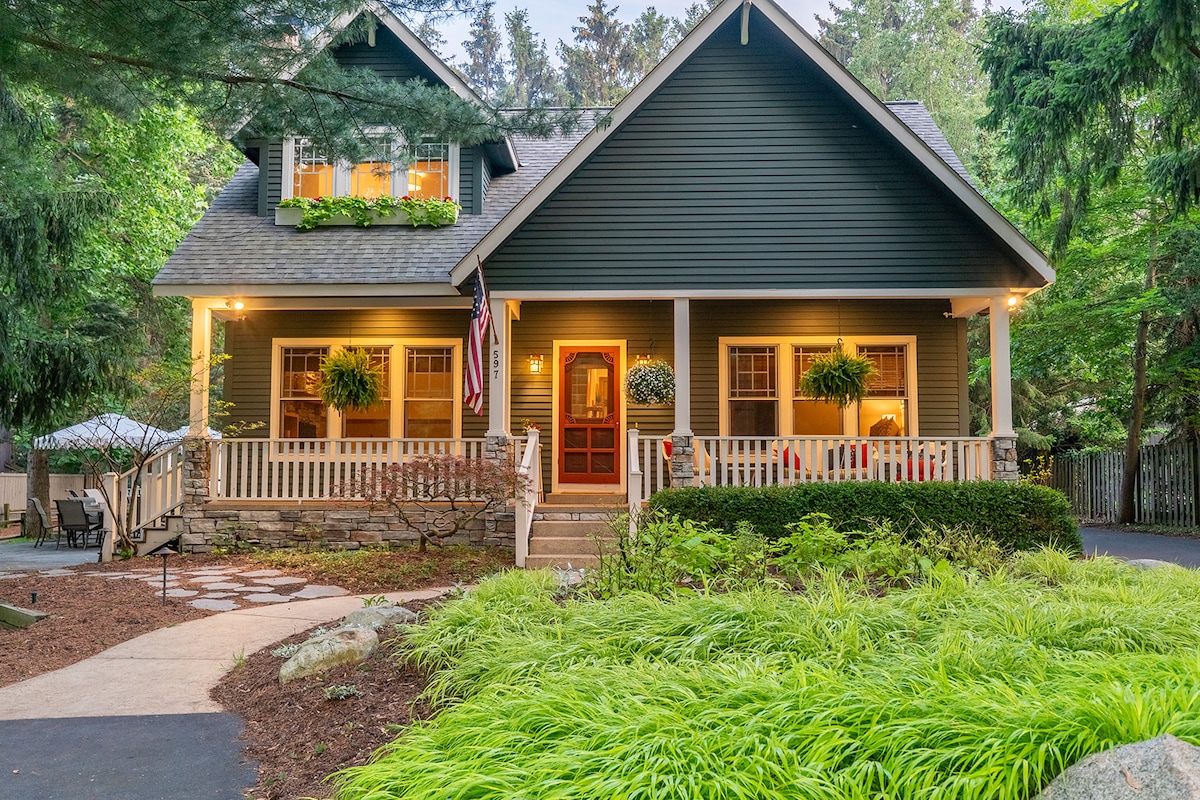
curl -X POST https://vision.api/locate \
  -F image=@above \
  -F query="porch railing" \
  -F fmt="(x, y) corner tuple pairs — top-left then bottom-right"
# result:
(514, 430), (541, 567)
(102, 445), (185, 540)
(632, 435), (993, 498)
(210, 438), (490, 501)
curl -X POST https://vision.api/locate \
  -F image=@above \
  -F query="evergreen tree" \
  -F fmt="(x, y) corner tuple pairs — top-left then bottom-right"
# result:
(503, 9), (564, 107)
(461, 0), (507, 101)
(415, 16), (449, 56)
(672, 1), (720, 40)
(559, 0), (634, 105)
(629, 8), (678, 83)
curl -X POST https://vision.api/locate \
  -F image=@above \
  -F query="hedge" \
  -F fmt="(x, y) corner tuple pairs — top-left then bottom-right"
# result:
(646, 481), (1080, 552)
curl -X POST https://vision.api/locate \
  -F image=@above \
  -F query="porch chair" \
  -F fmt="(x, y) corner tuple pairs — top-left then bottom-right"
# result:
(54, 499), (99, 548)
(29, 497), (56, 548)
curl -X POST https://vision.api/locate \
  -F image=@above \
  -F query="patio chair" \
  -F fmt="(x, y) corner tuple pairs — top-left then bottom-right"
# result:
(29, 498), (56, 548)
(54, 499), (94, 548)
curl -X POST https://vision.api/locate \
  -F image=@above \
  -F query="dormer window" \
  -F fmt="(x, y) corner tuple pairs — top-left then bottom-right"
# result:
(284, 137), (457, 201)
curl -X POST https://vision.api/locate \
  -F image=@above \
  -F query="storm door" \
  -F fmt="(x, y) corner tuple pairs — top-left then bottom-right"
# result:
(557, 347), (620, 485)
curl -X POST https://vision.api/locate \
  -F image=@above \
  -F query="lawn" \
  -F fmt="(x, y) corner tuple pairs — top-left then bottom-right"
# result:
(334, 552), (1200, 800)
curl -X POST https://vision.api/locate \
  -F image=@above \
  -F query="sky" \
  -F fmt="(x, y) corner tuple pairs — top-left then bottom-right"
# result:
(434, 0), (827, 66)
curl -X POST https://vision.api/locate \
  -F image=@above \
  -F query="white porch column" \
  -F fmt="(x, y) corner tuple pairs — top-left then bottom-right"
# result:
(486, 297), (512, 439)
(672, 297), (692, 437)
(989, 296), (1015, 438)
(989, 295), (1018, 482)
(189, 299), (213, 436)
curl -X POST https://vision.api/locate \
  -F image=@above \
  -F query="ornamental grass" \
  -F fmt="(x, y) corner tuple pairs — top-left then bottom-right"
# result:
(334, 553), (1200, 800)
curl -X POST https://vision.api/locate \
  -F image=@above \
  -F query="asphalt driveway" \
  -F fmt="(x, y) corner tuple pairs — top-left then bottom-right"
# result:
(1081, 527), (1200, 568)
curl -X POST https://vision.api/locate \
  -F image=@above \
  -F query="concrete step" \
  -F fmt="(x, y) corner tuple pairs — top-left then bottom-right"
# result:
(544, 493), (625, 506)
(524, 554), (600, 570)
(528, 536), (606, 557)
(534, 507), (617, 521)
(529, 519), (612, 539)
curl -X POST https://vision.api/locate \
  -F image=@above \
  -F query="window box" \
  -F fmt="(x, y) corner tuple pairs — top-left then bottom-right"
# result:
(274, 202), (459, 229)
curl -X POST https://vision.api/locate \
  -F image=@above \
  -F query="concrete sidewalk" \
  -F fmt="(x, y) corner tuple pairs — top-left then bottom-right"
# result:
(0, 587), (449, 720)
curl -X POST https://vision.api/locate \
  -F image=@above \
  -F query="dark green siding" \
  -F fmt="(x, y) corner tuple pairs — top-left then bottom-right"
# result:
(261, 140), (284, 215)
(331, 25), (441, 84)
(224, 309), (485, 438)
(689, 299), (966, 436)
(485, 11), (1031, 291)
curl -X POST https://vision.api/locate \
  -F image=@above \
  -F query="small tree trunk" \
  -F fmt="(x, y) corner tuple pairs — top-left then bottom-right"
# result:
(1119, 230), (1159, 524)
(27, 450), (50, 541)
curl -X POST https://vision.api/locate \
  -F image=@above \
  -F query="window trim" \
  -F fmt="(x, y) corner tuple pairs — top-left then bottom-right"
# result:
(271, 337), (463, 439)
(718, 336), (918, 437)
(281, 136), (460, 201)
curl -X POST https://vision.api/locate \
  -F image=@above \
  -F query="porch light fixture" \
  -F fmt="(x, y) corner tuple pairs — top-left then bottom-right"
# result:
(1007, 295), (1019, 310)
(634, 354), (652, 367)
(529, 354), (543, 374)
(225, 298), (245, 311)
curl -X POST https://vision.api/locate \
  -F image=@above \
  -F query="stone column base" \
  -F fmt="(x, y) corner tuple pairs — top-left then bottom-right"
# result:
(669, 434), (695, 487)
(991, 436), (1019, 482)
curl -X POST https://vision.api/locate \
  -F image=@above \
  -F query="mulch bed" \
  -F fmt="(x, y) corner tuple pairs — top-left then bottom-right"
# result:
(211, 601), (437, 800)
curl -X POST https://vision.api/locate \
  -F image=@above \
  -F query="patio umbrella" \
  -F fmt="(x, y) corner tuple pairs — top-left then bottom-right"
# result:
(163, 425), (222, 444)
(34, 414), (174, 452)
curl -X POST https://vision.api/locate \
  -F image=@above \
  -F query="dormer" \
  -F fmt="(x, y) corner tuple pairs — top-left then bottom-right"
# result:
(234, 3), (517, 220)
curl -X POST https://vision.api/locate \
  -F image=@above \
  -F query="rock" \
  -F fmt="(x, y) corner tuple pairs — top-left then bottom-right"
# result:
(1126, 559), (1176, 570)
(0, 602), (49, 629)
(341, 605), (420, 630)
(1037, 734), (1200, 800)
(279, 627), (379, 684)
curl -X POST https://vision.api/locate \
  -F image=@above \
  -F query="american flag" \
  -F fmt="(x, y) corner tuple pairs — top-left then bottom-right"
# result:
(464, 264), (492, 415)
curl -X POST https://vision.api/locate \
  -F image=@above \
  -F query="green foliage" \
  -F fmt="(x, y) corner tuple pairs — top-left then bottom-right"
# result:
(318, 348), (384, 412)
(277, 195), (460, 230)
(323, 684), (362, 701)
(622, 359), (675, 405)
(340, 562), (1200, 799)
(647, 481), (1080, 551)
(798, 343), (877, 408)
(361, 594), (389, 608)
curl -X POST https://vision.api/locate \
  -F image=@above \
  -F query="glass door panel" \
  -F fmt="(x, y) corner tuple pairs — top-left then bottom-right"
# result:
(558, 347), (620, 485)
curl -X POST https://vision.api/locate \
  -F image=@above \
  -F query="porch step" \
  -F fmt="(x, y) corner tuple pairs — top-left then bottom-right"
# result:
(524, 554), (601, 570)
(525, 511), (616, 570)
(529, 519), (612, 543)
(543, 493), (625, 506)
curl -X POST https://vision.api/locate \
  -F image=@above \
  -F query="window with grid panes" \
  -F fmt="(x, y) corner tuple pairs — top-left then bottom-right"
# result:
(404, 347), (454, 438)
(857, 344), (908, 435)
(793, 345), (844, 435)
(728, 346), (777, 436)
(340, 347), (392, 438)
(279, 347), (329, 438)
(291, 138), (454, 200)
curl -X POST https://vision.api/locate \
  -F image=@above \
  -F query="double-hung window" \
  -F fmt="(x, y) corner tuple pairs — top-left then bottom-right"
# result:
(273, 340), (461, 439)
(286, 137), (457, 201)
(721, 337), (917, 437)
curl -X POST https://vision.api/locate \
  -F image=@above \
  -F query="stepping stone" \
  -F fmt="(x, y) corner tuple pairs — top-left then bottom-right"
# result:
(243, 592), (293, 603)
(164, 588), (200, 598)
(201, 592), (237, 599)
(189, 598), (240, 611)
(235, 569), (283, 578)
(232, 586), (274, 593)
(251, 576), (306, 586)
(99, 572), (133, 578)
(200, 582), (244, 591)
(0, 573), (29, 580)
(291, 585), (350, 599)
(38, 569), (75, 577)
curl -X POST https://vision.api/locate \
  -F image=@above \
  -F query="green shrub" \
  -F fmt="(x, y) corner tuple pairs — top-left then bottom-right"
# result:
(647, 481), (1079, 552)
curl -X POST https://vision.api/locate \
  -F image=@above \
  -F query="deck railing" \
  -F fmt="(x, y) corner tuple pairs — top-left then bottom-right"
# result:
(632, 435), (992, 497)
(210, 438), (490, 502)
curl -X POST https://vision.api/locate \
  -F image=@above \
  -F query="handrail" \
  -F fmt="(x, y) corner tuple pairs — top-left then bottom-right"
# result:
(514, 430), (540, 567)
(100, 445), (185, 559)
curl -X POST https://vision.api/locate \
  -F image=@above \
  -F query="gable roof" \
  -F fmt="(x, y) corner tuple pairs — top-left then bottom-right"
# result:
(449, 0), (1052, 288)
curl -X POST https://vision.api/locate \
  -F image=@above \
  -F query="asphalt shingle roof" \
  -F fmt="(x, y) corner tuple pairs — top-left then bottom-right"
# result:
(155, 104), (975, 293)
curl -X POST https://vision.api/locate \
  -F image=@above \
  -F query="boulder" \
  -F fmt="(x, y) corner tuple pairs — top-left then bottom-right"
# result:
(279, 626), (378, 684)
(1125, 559), (1176, 570)
(1037, 734), (1200, 800)
(341, 604), (420, 630)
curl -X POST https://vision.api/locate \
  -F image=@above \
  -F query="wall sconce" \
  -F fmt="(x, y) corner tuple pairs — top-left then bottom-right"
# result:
(529, 354), (543, 374)
(225, 298), (245, 311)
(1007, 295), (1019, 312)
(634, 353), (652, 367)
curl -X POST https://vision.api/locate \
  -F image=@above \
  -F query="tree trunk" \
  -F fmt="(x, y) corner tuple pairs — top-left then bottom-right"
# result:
(1118, 231), (1159, 523)
(27, 450), (50, 541)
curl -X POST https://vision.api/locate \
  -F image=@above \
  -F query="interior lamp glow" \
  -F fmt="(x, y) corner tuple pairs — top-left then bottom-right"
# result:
(634, 354), (652, 367)
(529, 354), (543, 374)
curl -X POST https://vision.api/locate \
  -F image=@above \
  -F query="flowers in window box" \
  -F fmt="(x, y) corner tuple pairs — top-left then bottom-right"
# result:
(319, 348), (384, 411)
(277, 195), (460, 230)
(799, 343), (877, 408)
(624, 359), (675, 406)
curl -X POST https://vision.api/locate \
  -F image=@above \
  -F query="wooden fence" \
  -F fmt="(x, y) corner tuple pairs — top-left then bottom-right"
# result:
(0, 474), (90, 517)
(1051, 439), (1200, 527)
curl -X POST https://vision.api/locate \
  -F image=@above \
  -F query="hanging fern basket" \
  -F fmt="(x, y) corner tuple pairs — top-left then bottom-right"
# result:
(799, 343), (877, 408)
(319, 348), (384, 412)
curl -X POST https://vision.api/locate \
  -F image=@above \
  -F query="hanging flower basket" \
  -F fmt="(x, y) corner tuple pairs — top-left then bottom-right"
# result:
(319, 348), (384, 411)
(799, 343), (877, 408)
(624, 360), (675, 406)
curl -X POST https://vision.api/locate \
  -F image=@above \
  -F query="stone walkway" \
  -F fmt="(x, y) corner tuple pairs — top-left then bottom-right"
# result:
(83, 564), (350, 611)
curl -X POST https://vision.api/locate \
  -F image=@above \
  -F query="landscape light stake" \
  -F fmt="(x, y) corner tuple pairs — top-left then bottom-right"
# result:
(151, 544), (178, 606)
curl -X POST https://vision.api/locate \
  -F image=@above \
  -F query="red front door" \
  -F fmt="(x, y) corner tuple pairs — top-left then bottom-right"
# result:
(558, 347), (620, 485)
